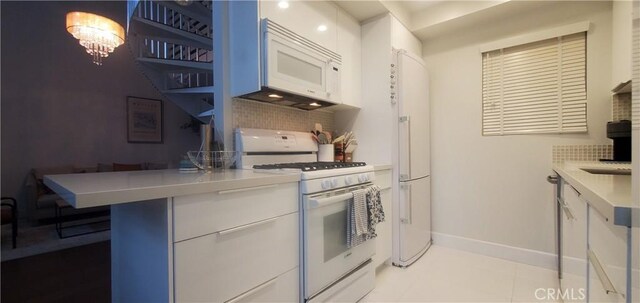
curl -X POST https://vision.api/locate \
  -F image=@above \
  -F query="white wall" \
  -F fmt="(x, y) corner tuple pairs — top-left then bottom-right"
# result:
(335, 14), (422, 164)
(1, 1), (200, 215)
(391, 16), (422, 56)
(612, 0), (633, 86)
(423, 1), (613, 254)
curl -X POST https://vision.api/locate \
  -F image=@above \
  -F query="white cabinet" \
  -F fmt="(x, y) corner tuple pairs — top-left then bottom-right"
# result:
(560, 183), (588, 301)
(174, 212), (299, 302)
(260, 0), (337, 52)
(110, 181), (300, 303)
(173, 183), (298, 241)
(373, 168), (392, 268)
(557, 176), (635, 303)
(588, 206), (629, 303)
(173, 183), (300, 303)
(336, 8), (361, 108)
(562, 184), (587, 261)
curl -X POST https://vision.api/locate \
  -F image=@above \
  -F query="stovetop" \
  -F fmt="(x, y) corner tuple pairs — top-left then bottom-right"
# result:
(253, 161), (367, 172)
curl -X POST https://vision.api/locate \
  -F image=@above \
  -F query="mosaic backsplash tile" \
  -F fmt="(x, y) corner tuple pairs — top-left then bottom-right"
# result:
(552, 145), (612, 163)
(233, 98), (334, 132)
(612, 93), (632, 121)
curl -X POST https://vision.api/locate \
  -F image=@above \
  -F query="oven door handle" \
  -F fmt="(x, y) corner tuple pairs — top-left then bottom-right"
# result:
(307, 192), (354, 209)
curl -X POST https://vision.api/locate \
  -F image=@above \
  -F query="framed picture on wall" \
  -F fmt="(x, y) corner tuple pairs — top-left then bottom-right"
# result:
(127, 96), (163, 143)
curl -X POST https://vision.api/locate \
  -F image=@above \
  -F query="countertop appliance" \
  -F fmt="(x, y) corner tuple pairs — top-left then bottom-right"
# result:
(236, 128), (376, 303)
(391, 48), (432, 267)
(237, 19), (342, 110)
(606, 120), (631, 162)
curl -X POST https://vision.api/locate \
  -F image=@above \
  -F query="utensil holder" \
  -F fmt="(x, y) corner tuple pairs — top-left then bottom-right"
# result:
(318, 144), (334, 162)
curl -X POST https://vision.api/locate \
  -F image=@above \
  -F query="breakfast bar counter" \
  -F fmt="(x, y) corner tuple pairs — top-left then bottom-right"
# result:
(44, 168), (302, 303)
(44, 169), (300, 208)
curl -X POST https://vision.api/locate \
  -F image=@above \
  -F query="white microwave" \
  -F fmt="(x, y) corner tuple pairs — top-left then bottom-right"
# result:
(262, 19), (341, 104)
(237, 19), (342, 110)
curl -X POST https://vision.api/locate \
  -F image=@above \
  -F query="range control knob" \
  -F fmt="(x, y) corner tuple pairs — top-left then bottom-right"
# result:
(358, 174), (368, 183)
(331, 178), (339, 188)
(321, 180), (332, 190)
(345, 176), (354, 185)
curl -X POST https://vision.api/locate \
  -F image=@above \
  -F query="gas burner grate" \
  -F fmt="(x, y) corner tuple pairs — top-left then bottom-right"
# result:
(254, 162), (366, 171)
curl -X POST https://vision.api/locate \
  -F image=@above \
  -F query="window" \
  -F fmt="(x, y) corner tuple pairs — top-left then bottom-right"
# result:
(482, 32), (587, 136)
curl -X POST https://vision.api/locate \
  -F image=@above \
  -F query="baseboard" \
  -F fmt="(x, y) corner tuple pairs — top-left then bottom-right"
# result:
(432, 232), (558, 271)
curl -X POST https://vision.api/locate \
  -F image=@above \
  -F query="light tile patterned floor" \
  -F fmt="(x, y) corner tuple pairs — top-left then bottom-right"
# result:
(364, 245), (561, 302)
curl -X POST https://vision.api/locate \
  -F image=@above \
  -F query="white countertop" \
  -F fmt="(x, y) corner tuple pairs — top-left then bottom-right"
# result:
(553, 161), (634, 227)
(44, 169), (300, 209)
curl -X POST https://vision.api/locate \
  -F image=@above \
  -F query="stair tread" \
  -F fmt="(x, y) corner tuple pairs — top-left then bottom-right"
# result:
(136, 57), (211, 71)
(162, 86), (214, 94)
(130, 16), (211, 50)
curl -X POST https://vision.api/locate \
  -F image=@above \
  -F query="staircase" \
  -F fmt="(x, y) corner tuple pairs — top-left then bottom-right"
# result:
(127, 0), (214, 122)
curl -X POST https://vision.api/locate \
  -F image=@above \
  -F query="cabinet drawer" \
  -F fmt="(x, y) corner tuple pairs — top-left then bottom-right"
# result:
(374, 169), (392, 190)
(226, 267), (298, 303)
(562, 184), (587, 271)
(174, 212), (299, 302)
(173, 182), (298, 241)
(588, 207), (628, 301)
(308, 261), (375, 303)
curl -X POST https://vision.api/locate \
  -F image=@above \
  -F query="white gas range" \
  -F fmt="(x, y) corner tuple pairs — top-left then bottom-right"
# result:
(236, 128), (376, 303)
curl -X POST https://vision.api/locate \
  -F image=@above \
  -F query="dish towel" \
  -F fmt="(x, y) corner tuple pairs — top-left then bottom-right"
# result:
(347, 186), (386, 248)
(353, 189), (368, 236)
(347, 199), (368, 248)
(365, 185), (385, 240)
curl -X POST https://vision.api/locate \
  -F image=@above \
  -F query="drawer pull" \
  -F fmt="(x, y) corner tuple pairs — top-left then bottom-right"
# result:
(556, 197), (575, 221)
(588, 249), (618, 295)
(218, 184), (278, 195)
(568, 184), (581, 196)
(225, 276), (278, 303)
(218, 217), (278, 236)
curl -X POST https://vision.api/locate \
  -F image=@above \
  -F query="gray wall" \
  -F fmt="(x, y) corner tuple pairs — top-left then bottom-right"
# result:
(1, 1), (200, 216)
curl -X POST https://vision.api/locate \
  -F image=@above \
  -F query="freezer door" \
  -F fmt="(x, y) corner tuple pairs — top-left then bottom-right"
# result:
(397, 51), (430, 180)
(399, 176), (431, 263)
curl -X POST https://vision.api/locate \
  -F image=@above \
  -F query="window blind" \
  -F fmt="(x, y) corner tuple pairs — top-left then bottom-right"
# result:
(482, 32), (587, 136)
(632, 17), (639, 130)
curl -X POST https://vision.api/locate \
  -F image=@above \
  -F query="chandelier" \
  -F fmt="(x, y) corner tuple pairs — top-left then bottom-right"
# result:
(66, 12), (125, 65)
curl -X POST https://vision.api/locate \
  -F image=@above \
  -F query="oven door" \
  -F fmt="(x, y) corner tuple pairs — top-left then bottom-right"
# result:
(303, 187), (375, 299)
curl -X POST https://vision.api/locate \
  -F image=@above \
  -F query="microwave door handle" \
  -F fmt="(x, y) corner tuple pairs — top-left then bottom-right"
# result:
(307, 192), (354, 209)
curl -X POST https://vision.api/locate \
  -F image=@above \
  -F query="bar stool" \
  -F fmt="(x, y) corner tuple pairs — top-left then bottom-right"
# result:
(1, 197), (18, 248)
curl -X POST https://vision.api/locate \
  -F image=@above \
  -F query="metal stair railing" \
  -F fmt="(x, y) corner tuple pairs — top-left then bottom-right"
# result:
(137, 0), (212, 38)
(127, 0), (214, 122)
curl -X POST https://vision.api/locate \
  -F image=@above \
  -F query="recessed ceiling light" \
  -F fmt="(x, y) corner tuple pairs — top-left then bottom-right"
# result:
(278, 1), (289, 9)
(268, 94), (283, 99)
(310, 102), (321, 107)
(317, 24), (327, 32)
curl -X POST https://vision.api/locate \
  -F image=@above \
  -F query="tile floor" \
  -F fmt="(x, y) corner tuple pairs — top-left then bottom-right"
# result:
(364, 245), (561, 302)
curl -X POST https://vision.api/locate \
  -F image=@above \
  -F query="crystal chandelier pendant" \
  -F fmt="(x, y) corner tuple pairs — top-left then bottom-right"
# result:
(66, 12), (125, 65)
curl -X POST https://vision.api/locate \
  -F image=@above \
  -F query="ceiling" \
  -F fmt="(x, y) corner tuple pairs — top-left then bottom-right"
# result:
(333, 0), (447, 23)
(333, 0), (524, 42)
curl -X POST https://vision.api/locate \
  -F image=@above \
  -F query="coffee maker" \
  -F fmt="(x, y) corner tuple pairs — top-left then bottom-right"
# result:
(606, 120), (631, 162)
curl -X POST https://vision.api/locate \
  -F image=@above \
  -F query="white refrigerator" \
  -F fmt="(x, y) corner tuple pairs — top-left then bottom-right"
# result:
(391, 48), (431, 267)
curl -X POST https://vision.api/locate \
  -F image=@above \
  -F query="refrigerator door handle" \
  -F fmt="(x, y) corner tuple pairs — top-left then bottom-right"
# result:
(399, 115), (411, 181)
(400, 183), (412, 224)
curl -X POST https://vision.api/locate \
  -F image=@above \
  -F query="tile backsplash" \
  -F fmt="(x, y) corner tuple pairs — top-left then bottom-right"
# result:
(612, 93), (632, 121)
(552, 145), (612, 163)
(232, 98), (334, 132)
